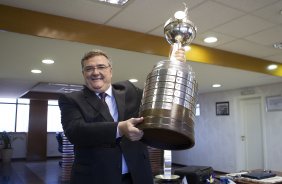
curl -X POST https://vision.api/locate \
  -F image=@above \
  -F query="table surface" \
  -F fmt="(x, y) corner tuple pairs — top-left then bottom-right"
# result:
(220, 170), (282, 184)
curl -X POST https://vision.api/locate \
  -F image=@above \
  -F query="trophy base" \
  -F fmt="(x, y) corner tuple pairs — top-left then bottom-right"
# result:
(138, 107), (195, 150)
(155, 174), (181, 184)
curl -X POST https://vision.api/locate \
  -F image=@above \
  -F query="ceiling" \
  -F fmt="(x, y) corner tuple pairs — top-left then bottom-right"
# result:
(1, 0), (282, 98)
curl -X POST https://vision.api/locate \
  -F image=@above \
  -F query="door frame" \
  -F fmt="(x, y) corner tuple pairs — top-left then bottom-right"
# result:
(235, 95), (268, 171)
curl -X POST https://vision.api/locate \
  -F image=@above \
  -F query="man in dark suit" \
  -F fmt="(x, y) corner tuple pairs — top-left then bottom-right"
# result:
(59, 49), (185, 184)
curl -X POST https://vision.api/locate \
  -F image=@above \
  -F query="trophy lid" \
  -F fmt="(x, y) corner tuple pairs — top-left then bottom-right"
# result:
(164, 3), (197, 47)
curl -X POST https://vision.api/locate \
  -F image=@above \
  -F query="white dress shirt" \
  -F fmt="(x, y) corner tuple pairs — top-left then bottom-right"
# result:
(96, 86), (129, 174)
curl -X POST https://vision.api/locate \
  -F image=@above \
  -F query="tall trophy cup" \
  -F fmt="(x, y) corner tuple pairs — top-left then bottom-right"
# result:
(137, 3), (198, 183)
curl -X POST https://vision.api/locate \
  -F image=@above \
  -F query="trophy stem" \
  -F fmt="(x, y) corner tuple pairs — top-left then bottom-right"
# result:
(163, 150), (172, 178)
(169, 42), (182, 62)
(154, 150), (181, 183)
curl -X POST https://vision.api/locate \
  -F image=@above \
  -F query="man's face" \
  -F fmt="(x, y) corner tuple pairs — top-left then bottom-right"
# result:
(82, 55), (112, 93)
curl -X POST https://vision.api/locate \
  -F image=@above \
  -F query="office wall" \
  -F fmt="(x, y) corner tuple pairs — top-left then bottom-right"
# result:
(0, 132), (61, 160)
(172, 82), (282, 173)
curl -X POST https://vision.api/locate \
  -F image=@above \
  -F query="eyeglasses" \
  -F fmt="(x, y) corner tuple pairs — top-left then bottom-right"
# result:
(83, 64), (111, 73)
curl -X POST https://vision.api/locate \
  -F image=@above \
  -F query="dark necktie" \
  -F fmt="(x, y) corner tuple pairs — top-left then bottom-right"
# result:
(99, 92), (109, 109)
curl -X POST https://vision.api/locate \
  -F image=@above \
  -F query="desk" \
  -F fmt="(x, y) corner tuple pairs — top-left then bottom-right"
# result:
(233, 170), (282, 184)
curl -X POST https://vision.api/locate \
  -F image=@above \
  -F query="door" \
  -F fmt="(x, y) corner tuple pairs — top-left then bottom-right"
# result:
(240, 97), (264, 170)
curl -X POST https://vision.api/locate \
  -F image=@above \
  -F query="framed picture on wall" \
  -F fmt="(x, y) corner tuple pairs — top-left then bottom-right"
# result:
(216, 101), (229, 116)
(266, 95), (282, 112)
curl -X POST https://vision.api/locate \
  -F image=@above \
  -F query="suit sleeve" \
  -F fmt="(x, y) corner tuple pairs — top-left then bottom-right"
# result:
(117, 80), (143, 119)
(59, 94), (118, 148)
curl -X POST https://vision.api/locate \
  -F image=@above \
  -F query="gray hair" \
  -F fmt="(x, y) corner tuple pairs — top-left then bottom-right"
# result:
(81, 49), (112, 69)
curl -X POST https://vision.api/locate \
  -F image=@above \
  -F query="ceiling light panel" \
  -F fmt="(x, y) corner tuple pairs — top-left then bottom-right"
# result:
(97, 0), (129, 6)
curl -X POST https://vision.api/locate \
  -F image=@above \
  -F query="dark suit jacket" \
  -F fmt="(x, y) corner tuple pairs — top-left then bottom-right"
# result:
(59, 81), (153, 184)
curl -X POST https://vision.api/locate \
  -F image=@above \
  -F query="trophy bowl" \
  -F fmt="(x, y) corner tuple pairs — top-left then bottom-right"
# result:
(138, 60), (198, 150)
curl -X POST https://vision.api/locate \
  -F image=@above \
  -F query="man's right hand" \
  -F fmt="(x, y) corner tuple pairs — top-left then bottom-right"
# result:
(118, 117), (144, 141)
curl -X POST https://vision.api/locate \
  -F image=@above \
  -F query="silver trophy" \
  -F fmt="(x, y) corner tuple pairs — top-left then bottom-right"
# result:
(137, 3), (198, 183)
(138, 2), (198, 151)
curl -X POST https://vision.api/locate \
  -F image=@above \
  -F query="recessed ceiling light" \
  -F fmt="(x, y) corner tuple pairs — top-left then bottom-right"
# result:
(174, 11), (186, 19)
(31, 69), (42, 74)
(129, 79), (138, 83)
(184, 46), (191, 51)
(204, 36), (218, 43)
(42, 59), (54, 64)
(97, 0), (129, 6)
(267, 64), (278, 70)
(212, 84), (221, 88)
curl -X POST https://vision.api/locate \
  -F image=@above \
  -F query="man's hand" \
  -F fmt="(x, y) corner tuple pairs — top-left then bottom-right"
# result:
(118, 117), (144, 141)
(174, 47), (186, 62)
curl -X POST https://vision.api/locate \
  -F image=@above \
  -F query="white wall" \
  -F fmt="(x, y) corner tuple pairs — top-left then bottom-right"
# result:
(47, 132), (62, 157)
(0, 132), (61, 160)
(172, 82), (282, 173)
(10, 132), (26, 158)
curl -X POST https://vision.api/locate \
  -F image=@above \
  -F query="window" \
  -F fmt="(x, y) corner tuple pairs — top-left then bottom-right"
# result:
(0, 98), (63, 132)
(16, 99), (30, 132)
(0, 101), (16, 132)
(47, 100), (63, 132)
(0, 98), (30, 132)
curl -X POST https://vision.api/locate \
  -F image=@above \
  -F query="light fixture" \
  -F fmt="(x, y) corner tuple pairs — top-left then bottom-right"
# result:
(184, 46), (191, 51)
(174, 11), (186, 20)
(129, 78), (138, 83)
(31, 69), (42, 74)
(97, 0), (129, 6)
(267, 64), (278, 70)
(204, 36), (218, 43)
(42, 59), (54, 64)
(212, 84), (221, 88)
(273, 42), (282, 49)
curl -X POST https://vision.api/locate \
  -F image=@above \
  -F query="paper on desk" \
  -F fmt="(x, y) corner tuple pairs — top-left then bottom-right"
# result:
(239, 176), (282, 183)
(259, 176), (282, 183)
(226, 171), (249, 177)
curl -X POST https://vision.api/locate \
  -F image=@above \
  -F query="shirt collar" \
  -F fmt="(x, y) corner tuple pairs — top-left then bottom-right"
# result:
(95, 85), (113, 97)
(105, 85), (113, 97)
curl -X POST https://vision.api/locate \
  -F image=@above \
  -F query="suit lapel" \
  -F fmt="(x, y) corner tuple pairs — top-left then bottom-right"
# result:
(112, 88), (125, 121)
(83, 87), (114, 121)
